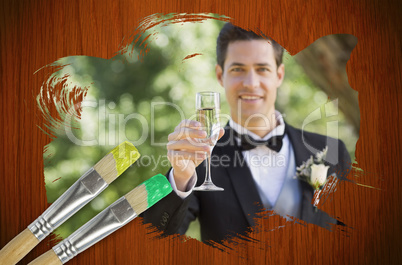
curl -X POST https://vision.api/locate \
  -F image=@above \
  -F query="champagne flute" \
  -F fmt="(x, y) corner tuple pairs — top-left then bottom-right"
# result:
(193, 92), (224, 191)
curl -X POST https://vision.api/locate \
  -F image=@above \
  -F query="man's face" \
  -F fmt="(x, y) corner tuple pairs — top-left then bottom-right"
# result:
(216, 40), (285, 127)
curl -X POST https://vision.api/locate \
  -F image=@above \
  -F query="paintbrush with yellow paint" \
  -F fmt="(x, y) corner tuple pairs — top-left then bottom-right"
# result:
(0, 141), (140, 265)
(28, 174), (172, 265)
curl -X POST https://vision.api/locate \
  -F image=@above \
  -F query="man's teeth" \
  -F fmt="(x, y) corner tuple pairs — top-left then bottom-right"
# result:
(240, 96), (260, 100)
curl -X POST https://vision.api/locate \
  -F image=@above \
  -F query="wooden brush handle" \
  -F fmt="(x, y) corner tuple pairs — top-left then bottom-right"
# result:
(0, 228), (39, 265)
(28, 250), (62, 265)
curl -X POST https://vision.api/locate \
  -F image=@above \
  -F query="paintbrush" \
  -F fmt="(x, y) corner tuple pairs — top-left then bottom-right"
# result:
(28, 174), (172, 265)
(0, 141), (140, 265)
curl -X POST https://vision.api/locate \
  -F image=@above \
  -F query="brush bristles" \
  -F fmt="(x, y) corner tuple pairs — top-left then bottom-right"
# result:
(93, 153), (118, 184)
(125, 174), (173, 214)
(93, 141), (140, 184)
(125, 184), (148, 214)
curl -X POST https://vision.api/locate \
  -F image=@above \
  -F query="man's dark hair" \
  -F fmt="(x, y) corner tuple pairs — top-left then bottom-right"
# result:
(216, 23), (284, 70)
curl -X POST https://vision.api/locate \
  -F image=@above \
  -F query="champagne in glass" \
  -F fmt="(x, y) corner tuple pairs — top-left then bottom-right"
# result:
(197, 107), (219, 147)
(193, 92), (224, 191)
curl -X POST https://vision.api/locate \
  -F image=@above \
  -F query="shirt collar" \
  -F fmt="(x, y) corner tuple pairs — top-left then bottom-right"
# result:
(229, 110), (286, 141)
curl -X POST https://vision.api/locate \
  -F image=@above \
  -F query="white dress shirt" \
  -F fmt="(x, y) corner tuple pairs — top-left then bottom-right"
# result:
(169, 111), (296, 209)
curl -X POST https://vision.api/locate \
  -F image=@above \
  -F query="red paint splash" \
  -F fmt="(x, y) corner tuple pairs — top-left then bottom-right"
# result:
(52, 177), (62, 183)
(182, 53), (203, 61)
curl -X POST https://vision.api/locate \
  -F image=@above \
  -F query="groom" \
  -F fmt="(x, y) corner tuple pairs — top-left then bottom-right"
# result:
(143, 23), (351, 243)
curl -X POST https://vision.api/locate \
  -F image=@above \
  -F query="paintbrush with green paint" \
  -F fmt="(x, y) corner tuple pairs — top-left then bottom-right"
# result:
(0, 141), (140, 265)
(28, 174), (172, 265)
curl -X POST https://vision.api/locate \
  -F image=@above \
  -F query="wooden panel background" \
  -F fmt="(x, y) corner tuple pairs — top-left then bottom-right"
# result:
(1, 0), (401, 264)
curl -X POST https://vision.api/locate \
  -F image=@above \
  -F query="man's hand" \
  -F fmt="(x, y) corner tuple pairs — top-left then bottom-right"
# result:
(167, 119), (225, 191)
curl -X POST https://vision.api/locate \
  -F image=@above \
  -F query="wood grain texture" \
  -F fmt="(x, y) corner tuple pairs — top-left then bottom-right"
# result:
(1, 0), (400, 264)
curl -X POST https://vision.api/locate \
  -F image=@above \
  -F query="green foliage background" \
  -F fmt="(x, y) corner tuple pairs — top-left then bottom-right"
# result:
(42, 18), (358, 240)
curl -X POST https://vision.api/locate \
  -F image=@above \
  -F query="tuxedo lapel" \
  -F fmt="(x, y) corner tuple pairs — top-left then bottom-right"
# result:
(285, 124), (338, 228)
(285, 124), (314, 167)
(286, 123), (338, 174)
(217, 127), (264, 227)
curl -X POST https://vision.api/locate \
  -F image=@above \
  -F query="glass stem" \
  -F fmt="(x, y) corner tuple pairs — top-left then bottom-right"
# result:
(204, 152), (212, 184)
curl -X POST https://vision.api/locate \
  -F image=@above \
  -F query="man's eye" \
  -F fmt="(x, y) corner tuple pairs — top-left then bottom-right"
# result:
(231, 67), (243, 72)
(257, 68), (270, 72)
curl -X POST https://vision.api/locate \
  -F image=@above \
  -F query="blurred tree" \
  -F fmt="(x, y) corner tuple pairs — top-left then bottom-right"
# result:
(294, 34), (359, 134)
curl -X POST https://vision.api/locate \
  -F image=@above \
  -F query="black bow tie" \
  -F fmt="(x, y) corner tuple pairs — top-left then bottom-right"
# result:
(232, 129), (285, 152)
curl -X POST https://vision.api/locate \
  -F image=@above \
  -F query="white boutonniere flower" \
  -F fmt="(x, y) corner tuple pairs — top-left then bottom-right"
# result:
(310, 164), (330, 190)
(295, 146), (331, 211)
(295, 146), (329, 189)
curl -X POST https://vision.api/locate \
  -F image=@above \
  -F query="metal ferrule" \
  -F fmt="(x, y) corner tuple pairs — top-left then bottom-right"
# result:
(28, 168), (108, 241)
(53, 196), (137, 264)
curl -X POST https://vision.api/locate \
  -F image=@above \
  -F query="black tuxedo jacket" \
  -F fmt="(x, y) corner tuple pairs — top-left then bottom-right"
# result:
(143, 123), (351, 243)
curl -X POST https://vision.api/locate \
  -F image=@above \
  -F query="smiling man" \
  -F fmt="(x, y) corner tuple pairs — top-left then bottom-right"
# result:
(144, 23), (351, 244)
(216, 36), (284, 136)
